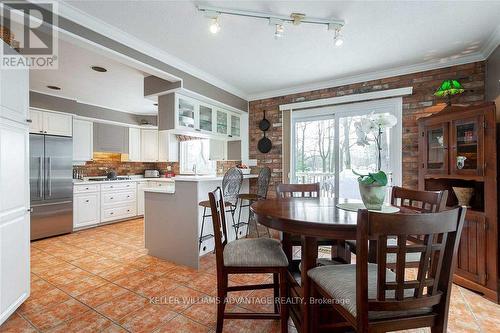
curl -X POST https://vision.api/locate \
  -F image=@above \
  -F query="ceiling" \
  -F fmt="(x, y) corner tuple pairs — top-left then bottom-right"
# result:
(59, 1), (500, 100)
(30, 38), (159, 114)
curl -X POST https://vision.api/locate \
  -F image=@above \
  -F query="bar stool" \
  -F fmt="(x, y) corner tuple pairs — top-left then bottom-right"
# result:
(236, 167), (271, 238)
(199, 167), (243, 251)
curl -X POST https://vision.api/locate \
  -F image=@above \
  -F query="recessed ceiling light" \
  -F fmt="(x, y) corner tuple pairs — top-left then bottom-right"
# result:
(91, 66), (107, 72)
(47, 85), (61, 90)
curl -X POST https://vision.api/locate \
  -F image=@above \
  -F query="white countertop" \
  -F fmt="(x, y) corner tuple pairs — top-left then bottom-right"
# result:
(173, 174), (258, 182)
(73, 177), (174, 185)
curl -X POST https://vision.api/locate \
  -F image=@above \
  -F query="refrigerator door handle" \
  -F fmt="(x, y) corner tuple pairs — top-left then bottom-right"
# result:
(38, 156), (43, 198)
(47, 157), (52, 197)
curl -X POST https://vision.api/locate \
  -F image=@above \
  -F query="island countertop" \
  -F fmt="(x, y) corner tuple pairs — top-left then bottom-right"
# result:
(173, 174), (258, 182)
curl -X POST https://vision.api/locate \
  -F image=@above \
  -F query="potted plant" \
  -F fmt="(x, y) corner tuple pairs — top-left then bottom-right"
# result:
(354, 113), (397, 210)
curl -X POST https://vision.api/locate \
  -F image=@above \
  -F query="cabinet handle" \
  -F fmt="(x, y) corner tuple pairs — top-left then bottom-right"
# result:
(44, 131), (47, 134)
(127, 195), (130, 198)
(85, 187), (89, 190)
(26, 119), (32, 123)
(110, 212), (114, 215)
(195, 128), (201, 132)
(39, 130), (43, 133)
(85, 200), (89, 203)
(110, 197), (114, 200)
(127, 209), (130, 212)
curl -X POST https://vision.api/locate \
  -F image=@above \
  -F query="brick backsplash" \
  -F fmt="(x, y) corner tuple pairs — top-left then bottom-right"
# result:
(249, 62), (487, 197)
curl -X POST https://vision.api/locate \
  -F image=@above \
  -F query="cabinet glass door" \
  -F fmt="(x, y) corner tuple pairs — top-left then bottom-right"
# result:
(452, 117), (483, 175)
(425, 124), (448, 174)
(178, 98), (195, 129)
(199, 105), (213, 132)
(230, 114), (240, 137)
(217, 110), (228, 135)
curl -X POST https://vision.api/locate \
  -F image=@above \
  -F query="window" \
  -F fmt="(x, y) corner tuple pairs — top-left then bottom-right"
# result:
(180, 139), (216, 174)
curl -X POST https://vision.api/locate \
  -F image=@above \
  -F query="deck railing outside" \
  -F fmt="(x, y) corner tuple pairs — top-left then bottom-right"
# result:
(294, 172), (335, 197)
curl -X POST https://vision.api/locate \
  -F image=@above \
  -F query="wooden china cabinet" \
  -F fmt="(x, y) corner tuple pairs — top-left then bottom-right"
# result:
(418, 102), (498, 303)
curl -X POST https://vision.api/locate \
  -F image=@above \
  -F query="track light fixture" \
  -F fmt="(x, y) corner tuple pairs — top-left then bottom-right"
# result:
(198, 5), (345, 43)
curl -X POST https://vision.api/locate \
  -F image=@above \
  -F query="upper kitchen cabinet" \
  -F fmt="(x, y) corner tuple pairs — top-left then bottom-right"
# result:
(158, 130), (178, 162)
(141, 129), (159, 162)
(128, 127), (141, 162)
(29, 110), (72, 136)
(158, 92), (243, 140)
(0, 66), (29, 124)
(93, 123), (128, 153)
(73, 119), (93, 161)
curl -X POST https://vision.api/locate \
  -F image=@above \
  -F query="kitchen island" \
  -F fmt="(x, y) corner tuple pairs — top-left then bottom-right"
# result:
(144, 174), (257, 269)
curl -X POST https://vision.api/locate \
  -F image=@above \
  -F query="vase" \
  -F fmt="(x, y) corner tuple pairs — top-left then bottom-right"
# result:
(452, 187), (474, 207)
(359, 183), (386, 210)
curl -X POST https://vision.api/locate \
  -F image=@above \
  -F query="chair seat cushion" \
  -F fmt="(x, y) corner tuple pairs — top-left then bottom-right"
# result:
(347, 239), (421, 264)
(307, 264), (432, 320)
(224, 238), (289, 268)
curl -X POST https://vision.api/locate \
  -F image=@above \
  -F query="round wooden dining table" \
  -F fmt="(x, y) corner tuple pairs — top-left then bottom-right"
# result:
(250, 197), (368, 333)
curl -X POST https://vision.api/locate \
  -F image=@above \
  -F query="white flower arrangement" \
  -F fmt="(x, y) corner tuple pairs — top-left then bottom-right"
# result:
(354, 113), (397, 171)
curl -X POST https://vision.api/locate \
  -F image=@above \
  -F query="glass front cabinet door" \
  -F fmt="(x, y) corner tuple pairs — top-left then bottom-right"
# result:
(216, 110), (228, 135)
(424, 123), (449, 174)
(230, 113), (240, 138)
(451, 116), (484, 176)
(198, 104), (213, 132)
(177, 97), (196, 129)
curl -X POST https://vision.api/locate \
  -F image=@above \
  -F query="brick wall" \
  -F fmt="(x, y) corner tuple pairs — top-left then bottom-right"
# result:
(249, 62), (486, 197)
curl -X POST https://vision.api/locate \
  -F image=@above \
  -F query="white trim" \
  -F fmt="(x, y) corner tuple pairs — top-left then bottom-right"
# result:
(279, 87), (412, 111)
(482, 25), (500, 58)
(56, 1), (248, 100)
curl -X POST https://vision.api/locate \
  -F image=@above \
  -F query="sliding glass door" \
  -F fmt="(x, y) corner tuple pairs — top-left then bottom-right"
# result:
(291, 98), (402, 199)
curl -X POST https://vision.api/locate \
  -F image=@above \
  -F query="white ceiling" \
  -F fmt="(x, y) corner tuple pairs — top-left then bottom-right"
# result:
(30, 38), (158, 114)
(60, 1), (500, 101)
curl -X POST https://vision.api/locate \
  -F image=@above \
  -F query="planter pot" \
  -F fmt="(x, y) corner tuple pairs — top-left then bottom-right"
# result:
(359, 183), (386, 210)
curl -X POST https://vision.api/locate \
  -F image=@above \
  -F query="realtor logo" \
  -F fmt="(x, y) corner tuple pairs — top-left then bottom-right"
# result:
(0, 1), (58, 69)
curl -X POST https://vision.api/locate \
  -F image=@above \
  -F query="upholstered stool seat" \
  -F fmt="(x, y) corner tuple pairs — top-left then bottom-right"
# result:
(308, 264), (431, 320)
(224, 238), (288, 267)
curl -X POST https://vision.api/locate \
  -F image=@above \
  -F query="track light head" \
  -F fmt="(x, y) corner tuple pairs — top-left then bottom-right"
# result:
(329, 23), (344, 47)
(209, 17), (221, 34)
(269, 18), (285, 39)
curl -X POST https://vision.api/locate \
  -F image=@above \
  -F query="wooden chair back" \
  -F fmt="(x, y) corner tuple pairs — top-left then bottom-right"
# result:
(391, 186), (448, 213)
(208, 187), (229, 270)
(276, 183), (320, 198)
(355, 207), (466, 330)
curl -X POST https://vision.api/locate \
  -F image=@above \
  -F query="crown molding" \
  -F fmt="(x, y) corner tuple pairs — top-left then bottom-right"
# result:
(481, 24), (500, 58)
(56, 1), (248, 100)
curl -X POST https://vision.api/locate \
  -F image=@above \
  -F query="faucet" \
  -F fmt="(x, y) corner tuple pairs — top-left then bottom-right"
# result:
(192, 164), (197, 175)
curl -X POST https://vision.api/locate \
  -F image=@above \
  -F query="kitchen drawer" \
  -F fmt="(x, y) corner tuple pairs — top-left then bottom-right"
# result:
(101, 182), (134, 191)
(101, 190), (136, 205)
(101, 204), (136, 222)
(74, 193), (100, 228)
(73, 184), (100, 193)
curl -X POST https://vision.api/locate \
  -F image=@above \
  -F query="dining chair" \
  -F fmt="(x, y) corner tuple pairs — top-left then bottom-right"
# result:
(345, 187), (449, 265)
(308, 207), (466, 332)
(276, 182), (320, 198)
(236, 167), (272, 237)
(199, 167), (243, 251)
(208, 187), (289, 333)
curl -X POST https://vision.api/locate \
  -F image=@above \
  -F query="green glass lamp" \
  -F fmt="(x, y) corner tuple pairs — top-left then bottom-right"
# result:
(434, 79), (465, 106)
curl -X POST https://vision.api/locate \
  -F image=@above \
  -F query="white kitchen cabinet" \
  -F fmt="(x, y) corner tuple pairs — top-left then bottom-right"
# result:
(0, 65), (29, 124)
(176, 95), (198, 130)
(100, 182), (137, 223)
(158, 130), (178, 162)
(216, 109), (228, 136)
(73, 192), (100, 228)
(0, 59), (30, 324)
(29, 110), (72, 136)
(73, 119), (93, 161)
(209, 139), (227, 161)
(141, 129), (159, 162)
(229, 113), (241, 138)
(28, 109), (43, 134)
(128, 127), (141, 161)
(136, 181), (148, 215)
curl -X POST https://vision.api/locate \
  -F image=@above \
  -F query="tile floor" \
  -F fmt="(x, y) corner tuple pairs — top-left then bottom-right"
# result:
(1, 218), (499, 332)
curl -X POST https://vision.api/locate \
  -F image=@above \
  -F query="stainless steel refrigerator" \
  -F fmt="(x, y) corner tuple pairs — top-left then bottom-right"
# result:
(30, 134), (73, 240)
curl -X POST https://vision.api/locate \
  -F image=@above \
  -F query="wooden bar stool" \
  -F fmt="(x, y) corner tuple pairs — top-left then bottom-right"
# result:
(236, 167), (272, 238)
(199, 168), (243, 251)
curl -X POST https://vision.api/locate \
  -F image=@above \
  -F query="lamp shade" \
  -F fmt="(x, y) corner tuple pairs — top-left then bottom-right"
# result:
(434, 79), (465, 97)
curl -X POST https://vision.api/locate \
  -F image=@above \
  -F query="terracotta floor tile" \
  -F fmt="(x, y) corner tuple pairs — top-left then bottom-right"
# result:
(45, 310), (116, 333)
(70, 256), (121, 274)
(94, 290), (148, 322)
(118, 303), (177, 332)
(155, 314), (211, 333)
(113, 270), (160, 294)
(22, 298), (91, 331)
(185, 272), (218, 296)
(182, 301), (247, 329)
(0, 313), (36, 333)
(221, 317), (281, 333)
(161, 285), (207, 312)
(75, 282), (129, 308)
(162, 266), (199, 284)
(139, 275), (181, 298)
(58, 274), (108, 297)
(96, 263), (141, 282)
(18, 287), (71, 314)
